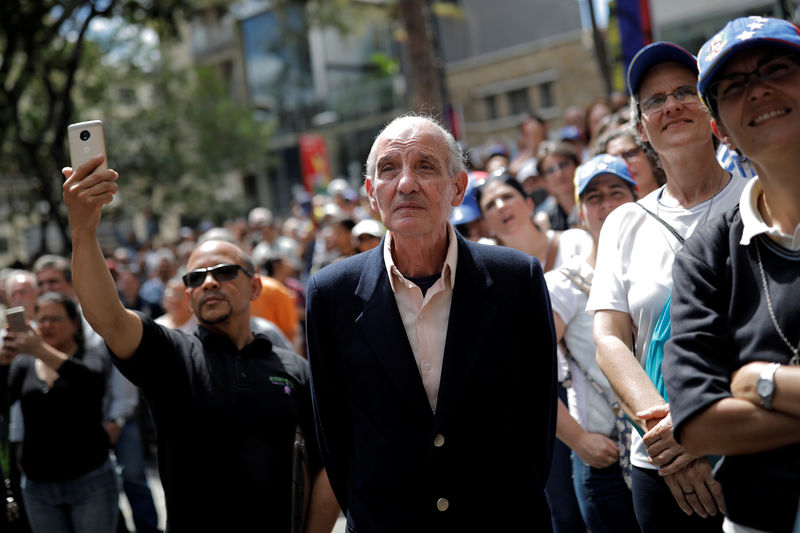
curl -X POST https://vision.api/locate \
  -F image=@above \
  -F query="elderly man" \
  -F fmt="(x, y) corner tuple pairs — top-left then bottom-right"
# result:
(62, 156), (337, 532)
(306, 114), (557, 532)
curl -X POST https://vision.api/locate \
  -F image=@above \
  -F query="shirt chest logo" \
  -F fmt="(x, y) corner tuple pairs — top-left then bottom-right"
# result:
(269, 376), (294, 395)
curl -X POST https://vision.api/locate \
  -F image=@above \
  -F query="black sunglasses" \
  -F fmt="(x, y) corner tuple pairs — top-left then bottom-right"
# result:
(182, 263), (253, 288)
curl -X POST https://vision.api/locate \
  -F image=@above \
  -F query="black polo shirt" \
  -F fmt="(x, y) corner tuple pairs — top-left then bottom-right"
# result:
(112, 312), (319, 532)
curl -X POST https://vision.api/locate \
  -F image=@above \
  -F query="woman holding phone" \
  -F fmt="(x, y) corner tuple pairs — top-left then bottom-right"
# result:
(0, 292), (118, 533)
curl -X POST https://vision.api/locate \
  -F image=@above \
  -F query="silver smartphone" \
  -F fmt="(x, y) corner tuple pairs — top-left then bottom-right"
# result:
(67, 120), (108, 171)
(5, 306), (27, 332)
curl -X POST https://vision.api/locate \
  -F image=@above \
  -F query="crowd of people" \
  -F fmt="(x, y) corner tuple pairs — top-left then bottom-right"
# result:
(0, 13), (798, 533)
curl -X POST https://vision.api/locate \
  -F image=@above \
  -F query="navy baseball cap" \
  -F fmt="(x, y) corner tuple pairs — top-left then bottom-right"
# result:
(575, 154), (637, 200)
(627, 41), (698, 96)
(698, 16), (800, 109)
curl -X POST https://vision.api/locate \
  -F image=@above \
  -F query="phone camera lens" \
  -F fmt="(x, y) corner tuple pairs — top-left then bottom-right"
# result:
(80, 130), (91, 141)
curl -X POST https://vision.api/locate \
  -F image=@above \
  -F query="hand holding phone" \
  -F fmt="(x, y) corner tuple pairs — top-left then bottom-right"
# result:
(5, 306), (27, 332)
(67, 120), (108, 171)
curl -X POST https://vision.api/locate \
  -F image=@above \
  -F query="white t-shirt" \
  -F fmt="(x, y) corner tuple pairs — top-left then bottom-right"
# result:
(548, 228), (593, 272)
(586, 175), (747, 468)
(545, 259), (616, 436)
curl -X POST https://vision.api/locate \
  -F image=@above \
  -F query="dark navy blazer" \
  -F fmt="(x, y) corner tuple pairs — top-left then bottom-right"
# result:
(307, 231), (556, 532)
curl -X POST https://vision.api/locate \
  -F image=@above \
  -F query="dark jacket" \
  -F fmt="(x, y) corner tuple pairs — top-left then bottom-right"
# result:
(307, 232), (557, 532)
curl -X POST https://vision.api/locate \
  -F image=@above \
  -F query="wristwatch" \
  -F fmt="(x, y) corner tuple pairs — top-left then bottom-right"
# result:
(756, 362), (781, 410)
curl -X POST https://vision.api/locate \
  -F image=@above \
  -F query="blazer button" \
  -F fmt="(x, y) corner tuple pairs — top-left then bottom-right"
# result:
(433, 434), (445, 447)
(436, 498), (449, 512)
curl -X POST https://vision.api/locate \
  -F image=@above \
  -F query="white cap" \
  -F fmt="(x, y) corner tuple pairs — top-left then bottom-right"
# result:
(352, 219), (385, 238)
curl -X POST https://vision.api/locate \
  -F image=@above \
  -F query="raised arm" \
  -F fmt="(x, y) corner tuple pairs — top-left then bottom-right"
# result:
(62, 156), (142, 359)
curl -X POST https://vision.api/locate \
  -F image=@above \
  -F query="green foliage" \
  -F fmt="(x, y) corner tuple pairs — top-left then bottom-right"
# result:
(0, 0), (271, 255)
(95, 61), (274, 223)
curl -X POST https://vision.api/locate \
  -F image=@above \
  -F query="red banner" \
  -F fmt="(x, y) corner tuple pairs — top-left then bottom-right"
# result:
(298, 134), (332, 192)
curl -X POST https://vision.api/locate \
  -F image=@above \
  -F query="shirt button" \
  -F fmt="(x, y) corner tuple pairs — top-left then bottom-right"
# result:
(423, 362), (431, 371)
(436, 498), (449, 512)
(433, 434), (445, 447)
(419, 313), (424, 320)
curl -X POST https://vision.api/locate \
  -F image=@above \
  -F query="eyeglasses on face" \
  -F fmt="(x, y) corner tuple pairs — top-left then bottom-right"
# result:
(709, 54), (800, 105)
(639, 85), (699, 115)
(618, 147), (642, 161)
(543, 160), (572, 176)
(37, 315), (67, 325)
(182, 263), (253, 289)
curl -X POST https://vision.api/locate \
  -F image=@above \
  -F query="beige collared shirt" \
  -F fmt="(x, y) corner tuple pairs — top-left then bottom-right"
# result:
(739, 177), (800, 251)
(383, 224), (459, 412)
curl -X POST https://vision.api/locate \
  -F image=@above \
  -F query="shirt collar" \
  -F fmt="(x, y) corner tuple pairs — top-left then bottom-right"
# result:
(383, 224), (459, 293)
(739, 177), (800, 249)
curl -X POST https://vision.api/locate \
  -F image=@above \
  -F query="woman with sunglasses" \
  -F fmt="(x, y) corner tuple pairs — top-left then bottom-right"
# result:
(535, 141), (583, 231)
(586, 41), (748, 532)
(1, 292), (118, 533)
(663, 17), (800, 533)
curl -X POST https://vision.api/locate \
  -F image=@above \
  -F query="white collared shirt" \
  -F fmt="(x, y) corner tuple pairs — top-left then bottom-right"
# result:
(739, 177), (800, 250)
(383, 224), (459, 412)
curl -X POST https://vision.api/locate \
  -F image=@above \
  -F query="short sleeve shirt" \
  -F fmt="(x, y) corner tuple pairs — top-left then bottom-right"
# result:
(587, 176), (747, 468)
(111, 312), (317, 532)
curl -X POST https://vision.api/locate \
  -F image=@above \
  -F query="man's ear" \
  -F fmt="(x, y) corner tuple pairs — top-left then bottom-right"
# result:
(710, 118), (735, 150)
(250, 274), (262, 302)
(451, 172), (469, 207)
(365, 177), (378, 211)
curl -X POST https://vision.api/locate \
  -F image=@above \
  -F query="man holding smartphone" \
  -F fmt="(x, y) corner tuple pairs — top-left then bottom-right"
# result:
(62, 155), (338, 532)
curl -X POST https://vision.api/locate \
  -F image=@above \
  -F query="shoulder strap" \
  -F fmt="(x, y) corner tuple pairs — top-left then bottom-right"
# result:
(559, 340), (619, 410)
(636, 203), (686, 245)
(558, 267), (591, 296)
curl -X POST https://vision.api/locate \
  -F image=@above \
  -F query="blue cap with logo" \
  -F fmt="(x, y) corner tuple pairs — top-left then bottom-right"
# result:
(627, 41), (698, 96)
(575, 154), (637, 200)
(697, 16), (800, 109)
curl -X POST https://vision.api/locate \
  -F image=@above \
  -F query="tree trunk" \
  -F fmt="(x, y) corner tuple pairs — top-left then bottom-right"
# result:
(397, 0), (443, 116)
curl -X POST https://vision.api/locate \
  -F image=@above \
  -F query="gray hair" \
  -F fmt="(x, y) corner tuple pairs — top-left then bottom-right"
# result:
(33, 254), (71, 283)
(5, 269), (37, 300)
(364, 114), (466, 182)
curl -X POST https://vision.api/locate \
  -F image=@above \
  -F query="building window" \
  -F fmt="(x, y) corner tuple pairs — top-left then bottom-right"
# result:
(484, 95), (498, 120)
(539, 81), (554, 109)
(508, 88), (530, 115)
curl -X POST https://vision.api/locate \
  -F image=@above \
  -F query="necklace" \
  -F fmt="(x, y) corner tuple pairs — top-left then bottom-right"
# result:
(658, 171), (726, 223)
(754, 238), (800, 365)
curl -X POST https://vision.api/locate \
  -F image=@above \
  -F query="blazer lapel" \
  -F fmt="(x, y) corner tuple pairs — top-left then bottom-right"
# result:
(354, 243), (433, 416)
(435, 236), (496, 424)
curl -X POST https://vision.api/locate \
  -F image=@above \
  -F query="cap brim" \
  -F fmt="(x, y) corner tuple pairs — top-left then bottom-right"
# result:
(699, 38), (800, 99)
(628, 42), (698, 95)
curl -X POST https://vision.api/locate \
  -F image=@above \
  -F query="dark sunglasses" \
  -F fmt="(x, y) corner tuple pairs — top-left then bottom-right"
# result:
(182, 263), (253, 289)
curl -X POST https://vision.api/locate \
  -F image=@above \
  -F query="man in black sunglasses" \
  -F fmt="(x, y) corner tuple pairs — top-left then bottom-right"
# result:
(61, 158), (338, 532)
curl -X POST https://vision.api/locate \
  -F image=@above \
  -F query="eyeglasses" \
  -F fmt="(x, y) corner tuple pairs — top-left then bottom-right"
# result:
(543, 160), (572, 176)
(639, 85), (699, 115)
(182, 263), (253, 289)
(708, 54), (800, 105)
(618, 148), (642, 161)
(37, 315), (67, 325)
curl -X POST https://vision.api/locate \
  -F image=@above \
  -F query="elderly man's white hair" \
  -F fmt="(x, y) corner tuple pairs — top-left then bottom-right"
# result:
(364, 114), (466, 182)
